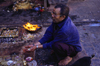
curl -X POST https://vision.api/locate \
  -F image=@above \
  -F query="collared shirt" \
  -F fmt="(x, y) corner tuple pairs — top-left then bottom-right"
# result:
(39, 17), (82, 52)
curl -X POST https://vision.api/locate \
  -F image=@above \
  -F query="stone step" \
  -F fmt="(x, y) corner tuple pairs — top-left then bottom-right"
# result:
(48, 0), (68, 4)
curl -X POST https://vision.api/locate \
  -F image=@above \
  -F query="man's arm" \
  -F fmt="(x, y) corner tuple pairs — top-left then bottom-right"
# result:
(39, 24), (54, 44)
(42, 31), (67, 49)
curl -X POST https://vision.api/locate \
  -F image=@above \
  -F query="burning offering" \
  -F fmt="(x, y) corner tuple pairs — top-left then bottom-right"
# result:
(23, 22), (41, 32)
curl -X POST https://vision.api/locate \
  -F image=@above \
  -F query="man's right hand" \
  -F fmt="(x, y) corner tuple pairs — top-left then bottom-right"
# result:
(21, 42), (42, 54)
(21, 46), (30, 53)
(22, 45), (35, 53)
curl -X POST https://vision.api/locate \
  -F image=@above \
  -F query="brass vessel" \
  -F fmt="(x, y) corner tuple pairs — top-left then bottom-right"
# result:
(13, 0), (34, 11)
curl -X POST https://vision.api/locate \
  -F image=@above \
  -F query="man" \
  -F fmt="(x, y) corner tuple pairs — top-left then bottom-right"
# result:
(23, 4), (82, 66)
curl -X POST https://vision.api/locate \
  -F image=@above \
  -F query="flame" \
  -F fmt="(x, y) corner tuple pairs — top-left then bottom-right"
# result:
(23, 22), (40, 31)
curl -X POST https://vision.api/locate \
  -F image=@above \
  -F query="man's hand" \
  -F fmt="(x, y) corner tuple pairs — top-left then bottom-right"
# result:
(21, 42), (43, 54)
(21, 45), (36, 53)
(26, 45), (36, 52)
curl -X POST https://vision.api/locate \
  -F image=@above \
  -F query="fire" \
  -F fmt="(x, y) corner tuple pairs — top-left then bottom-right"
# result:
(23, 22), (40, 31)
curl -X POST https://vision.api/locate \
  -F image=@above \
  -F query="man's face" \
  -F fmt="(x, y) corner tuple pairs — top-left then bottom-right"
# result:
(51, 8), (65, 23)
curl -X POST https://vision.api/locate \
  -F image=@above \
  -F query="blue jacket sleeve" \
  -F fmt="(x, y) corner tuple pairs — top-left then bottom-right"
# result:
(42, 31), (67, 49)
(39, 24), (54, 44)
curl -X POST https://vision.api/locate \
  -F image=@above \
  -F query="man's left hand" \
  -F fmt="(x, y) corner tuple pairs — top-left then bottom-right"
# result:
(26, 45), (36, 52)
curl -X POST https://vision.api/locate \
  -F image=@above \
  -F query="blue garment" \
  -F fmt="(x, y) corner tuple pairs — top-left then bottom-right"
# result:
(39, 17), (82, 52)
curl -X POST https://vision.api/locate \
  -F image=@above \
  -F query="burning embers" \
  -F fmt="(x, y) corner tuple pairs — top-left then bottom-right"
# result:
(23, 22), (41, 32)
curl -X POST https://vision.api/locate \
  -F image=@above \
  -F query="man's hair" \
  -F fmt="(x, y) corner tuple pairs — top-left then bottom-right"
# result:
(55, 4), (69, 18)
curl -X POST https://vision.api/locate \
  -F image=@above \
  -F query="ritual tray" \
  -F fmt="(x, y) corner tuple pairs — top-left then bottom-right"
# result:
(0, 27), (19, 38)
